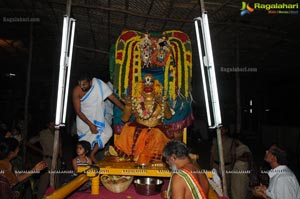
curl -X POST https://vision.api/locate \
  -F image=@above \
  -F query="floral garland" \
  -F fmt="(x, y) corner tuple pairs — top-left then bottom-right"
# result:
(130, 95), (166, 121)
(164, 30), (192, 99)
(115, 30), (192, 101)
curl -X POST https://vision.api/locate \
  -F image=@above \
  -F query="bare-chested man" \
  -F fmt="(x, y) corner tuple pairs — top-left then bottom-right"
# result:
(163, 140), (209, 199)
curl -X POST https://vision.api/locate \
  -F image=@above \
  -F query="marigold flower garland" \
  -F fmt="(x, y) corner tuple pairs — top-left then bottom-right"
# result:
(130, 95), (166, 121)
(115, 30), (192, 102)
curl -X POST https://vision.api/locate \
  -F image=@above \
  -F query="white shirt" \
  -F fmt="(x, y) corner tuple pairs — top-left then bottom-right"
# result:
(266, 165), (300, 199)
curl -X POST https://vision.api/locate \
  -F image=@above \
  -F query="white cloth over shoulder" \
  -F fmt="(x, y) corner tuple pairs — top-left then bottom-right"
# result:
(266, 165), (300, 199)
(76, 78), (113, 149)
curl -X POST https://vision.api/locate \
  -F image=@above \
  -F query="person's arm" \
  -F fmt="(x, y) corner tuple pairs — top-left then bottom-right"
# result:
(72, 158), (78, 172)
(16, 161), (47, 183)
(107, 93), (124, 111)
(121, 96), (132, 122)
(171, 174), (187, 199)
(162, 97), (172, 119)
(87, 157), (92, 165)
(252, 184), (271, 199)
(72, 86), (98, 134)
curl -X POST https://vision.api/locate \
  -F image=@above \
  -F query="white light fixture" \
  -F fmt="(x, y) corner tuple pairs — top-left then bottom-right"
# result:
(62, 18), (76, 123)
(194, 12), (222, 128)
(202, 13), (222, 127)
(194, 18), (212, 126)
(55, 16), (76, 126)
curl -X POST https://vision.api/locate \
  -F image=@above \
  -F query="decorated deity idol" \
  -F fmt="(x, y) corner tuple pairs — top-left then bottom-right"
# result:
(139, 33), (153, 68)
(152, 34), (171, 67)
(113, 74), (173, 163)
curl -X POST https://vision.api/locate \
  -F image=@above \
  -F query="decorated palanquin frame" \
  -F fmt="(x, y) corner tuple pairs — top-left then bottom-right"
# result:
(109, 30), (194, 139)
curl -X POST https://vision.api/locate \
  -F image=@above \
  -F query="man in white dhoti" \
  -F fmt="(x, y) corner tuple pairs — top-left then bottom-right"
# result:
(73, 73), (124, 163)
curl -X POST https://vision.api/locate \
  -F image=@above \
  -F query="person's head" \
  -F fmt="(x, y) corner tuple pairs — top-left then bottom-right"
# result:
(162, 140), (190, 171)
(78, 73), (92, 92)
(46, 120), (55, 131)
(142, 74), (155, 95)
(264, 144), (288, 166)
(0, 138), (20, 160)
(76, 141), (91, 156)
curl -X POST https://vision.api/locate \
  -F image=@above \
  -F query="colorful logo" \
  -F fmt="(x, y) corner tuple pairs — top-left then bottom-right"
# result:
(240, 2), (298, 15)
(240, 2), (255, 16)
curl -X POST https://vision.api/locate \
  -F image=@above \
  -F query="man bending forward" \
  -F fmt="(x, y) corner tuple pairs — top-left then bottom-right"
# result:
(73, 73), (124, 163)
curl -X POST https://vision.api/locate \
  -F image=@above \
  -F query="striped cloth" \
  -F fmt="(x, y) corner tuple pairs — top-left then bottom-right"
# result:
(167, 168), (207, 199)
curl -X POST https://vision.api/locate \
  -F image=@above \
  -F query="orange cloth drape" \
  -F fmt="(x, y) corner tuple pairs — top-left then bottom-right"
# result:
(114, 123), (169, 163)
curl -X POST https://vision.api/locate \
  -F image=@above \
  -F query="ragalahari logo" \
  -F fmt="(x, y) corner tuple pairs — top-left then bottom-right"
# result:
(240, 2), (254, 16)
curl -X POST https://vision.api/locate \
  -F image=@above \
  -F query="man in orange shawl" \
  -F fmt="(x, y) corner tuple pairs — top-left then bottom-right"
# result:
(114, 74), (173, 163)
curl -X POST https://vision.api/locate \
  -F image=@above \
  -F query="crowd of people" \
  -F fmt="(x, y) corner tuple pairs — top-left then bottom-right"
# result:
(1, 72), (300, 199)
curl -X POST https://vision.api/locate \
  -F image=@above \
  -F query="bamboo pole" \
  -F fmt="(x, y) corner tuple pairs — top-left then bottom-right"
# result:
(50, 128), (60, 187)
(216, 126), (227, 197)
(44, 174), (89, 199)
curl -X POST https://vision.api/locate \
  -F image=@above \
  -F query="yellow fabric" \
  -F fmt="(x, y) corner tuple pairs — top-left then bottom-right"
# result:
(208, 185), (219, 199)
